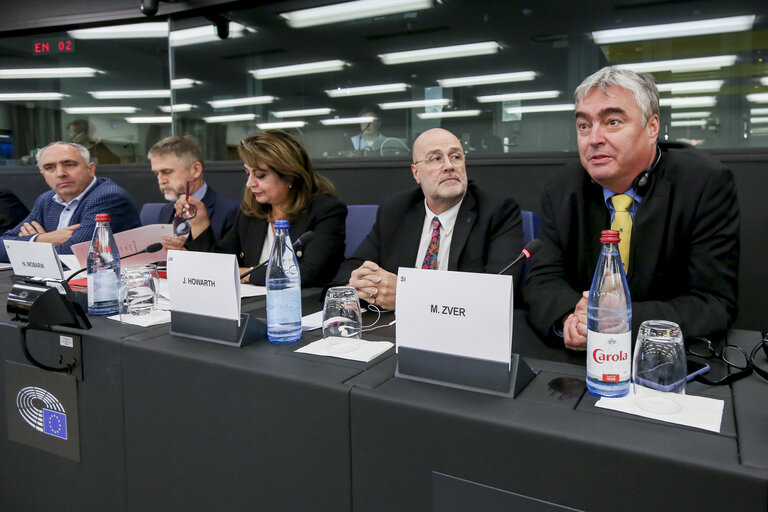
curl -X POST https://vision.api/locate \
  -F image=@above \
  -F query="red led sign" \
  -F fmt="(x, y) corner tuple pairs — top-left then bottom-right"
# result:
(33, 39), (76, 55)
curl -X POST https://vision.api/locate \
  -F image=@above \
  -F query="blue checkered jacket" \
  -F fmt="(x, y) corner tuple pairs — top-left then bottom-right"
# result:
(0, 177), (140, 262)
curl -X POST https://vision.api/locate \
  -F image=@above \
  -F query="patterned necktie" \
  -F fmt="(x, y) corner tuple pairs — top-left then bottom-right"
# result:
(421, 216), (441, 270)
(610, 194), (634, 274)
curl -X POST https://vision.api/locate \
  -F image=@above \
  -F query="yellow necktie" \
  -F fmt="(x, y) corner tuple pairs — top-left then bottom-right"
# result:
(610, 194), (633, 274)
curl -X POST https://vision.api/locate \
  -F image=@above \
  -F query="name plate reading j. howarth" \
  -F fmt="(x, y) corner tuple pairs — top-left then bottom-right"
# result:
(167, 250), (241, 323)
(396, 267), (513, 367)
(4, 240), (65, 279)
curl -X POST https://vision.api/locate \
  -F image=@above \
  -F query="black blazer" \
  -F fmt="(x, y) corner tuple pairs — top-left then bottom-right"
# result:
(0, 188), (29, 231)
(334, 182), (524, 284)
(156, 186), (239, 241)
(524, 142), (740, 344)
(186, 194), (347, 287)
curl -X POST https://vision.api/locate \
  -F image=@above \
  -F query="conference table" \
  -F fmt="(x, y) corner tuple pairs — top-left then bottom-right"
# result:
(0, 271), (767, 511)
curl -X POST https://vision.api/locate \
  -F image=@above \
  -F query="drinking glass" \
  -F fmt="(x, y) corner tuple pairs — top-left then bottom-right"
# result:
(172, 181), (198, 237)
(322, 286), (362, 353)
(632, 320), (686, 414)
(120, 265), (157, 317)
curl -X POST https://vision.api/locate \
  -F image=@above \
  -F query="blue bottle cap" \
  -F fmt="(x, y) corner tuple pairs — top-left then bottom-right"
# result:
(274, 219), (290, 229)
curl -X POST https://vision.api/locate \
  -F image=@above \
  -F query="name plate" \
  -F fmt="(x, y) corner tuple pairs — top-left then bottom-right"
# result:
(3, 240), (64, 279)
(396, 267), (513, 367)
(167, 250), (240, 323)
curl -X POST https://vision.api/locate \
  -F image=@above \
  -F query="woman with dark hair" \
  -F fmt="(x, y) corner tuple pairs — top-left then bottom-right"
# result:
(181, 130), (347, 286)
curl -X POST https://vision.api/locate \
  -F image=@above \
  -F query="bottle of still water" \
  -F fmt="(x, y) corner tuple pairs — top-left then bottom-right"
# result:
(586, 229), (632, 397)
(87, 213), (121, 315)
(266, 219), (302, 343)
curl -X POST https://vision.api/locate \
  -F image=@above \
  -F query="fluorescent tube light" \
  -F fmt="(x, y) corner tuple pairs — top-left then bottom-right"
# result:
(64, 106), (138, 114)
(0, 93), (65, 101)
(761, 77), (768, 87)
(280, 0), (433, 29)
(326, 83), (408, 97)
(273, 108), (332, 118)
(159, 104), (195, 113)
(380, 41), (500, 65)
(251, 60), (347, 79)
(208, 96), (276, 108)
(670, 120), (707, 127)
(504, 104), (575, 114)
(257, 121), (307, 129)
(750, 117), (768, 124)
(750, 108), (768, 115)
(90, 90), (171, 99)
(68, 22), (168, 39)
(592, 15), (755, 44)
(417, 110), (482, 119)
(203, 114), (257, 123)
(126, 116), (172, 124)
(437, 71), (536, 88)
(0, 67), (101, 79)
(477, 90), (560, 103)
(171, 79), (201, 89)
(617, 55), (736, 73)
(670, 111), (711, 119)
(320, 116), (375, 126)
(170, 23), (252, 47)
(659, 96), (716, 108)
(656, 80), (724, 94)
(747, 93), (768, 103)
(379, 99), (450, 110)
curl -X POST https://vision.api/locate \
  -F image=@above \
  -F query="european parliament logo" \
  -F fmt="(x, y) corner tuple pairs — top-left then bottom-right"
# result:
(16, 386), (68, 440)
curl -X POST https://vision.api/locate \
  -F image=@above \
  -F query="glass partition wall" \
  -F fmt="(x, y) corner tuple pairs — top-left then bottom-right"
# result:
(1, 0), (767, 165)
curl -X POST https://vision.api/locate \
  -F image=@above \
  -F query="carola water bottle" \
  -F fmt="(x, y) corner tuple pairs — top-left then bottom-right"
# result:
(586, 229), (632, 397)
(266, 219), (302, 343)
(87, 213), (121, 315)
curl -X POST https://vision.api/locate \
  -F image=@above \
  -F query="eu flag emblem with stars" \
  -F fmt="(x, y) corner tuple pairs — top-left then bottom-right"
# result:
(43, 409), (67, 440)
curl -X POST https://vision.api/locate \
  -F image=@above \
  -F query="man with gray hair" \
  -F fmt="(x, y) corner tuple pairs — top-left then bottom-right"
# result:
(0, 141), (139, 262)
(524, 66), (739, 350)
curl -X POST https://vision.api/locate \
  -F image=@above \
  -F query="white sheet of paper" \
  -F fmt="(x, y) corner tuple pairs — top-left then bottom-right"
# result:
(596, 390), (724, 433)
(70, 224), (174, 267)
(301, 310), (324, 331)
(295, 338), (393, 362)
(108, 309), (172, 327)
(396, 267), (513, 366)
(3, 240), (64, 279)
(241, 284), (267, 297)
(166, 250), (240, 323)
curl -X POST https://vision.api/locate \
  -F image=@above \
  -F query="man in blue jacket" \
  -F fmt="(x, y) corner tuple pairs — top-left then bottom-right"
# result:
(0, 141), (140, 262)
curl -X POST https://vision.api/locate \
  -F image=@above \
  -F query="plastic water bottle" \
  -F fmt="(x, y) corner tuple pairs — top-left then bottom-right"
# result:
(586, 229), (632, 397)
(266, 219), (302, 343)
(87, 213), (120, 315)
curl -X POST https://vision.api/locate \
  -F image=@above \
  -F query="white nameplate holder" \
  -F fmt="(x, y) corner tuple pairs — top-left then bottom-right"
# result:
(167, 250), (265, 346)
(395, 267), (536, 397)
(4, 240), (65, 279)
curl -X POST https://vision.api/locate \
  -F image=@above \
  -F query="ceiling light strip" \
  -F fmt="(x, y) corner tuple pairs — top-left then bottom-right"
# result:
(379, 41), (500, 65)
(592, 15), (755, 44)
(280, 0), (433, 29)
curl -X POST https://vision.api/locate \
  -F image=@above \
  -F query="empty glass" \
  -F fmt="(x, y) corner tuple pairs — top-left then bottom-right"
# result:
(632, 320), (686, 414)
(120, 265), (157, 317)
(322, 286), (362, 353)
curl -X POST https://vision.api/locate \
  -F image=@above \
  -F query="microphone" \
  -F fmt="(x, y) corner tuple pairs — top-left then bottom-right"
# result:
(239, 231), (315, 281)
(65, 242), (164, 282)
(498, 239), (543, 276)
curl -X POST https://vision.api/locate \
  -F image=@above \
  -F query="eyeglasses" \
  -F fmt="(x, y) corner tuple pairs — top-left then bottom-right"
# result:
(686, 337), (752, 385)
(749, 332), (768, 381)
(413, 152), (465, 170)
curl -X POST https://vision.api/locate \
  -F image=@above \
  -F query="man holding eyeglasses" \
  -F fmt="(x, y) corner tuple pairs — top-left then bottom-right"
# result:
(334, 128), (524, 310)
(0, 141), (139, 262)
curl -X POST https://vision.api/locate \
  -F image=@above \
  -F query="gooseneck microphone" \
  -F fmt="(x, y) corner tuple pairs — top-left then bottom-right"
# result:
(498, 239), (543, 276)
(65, 242), (164, 282)
(239, 231), (315, 281)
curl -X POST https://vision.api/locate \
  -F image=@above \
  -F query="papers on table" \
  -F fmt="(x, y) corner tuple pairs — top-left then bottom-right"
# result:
(0, 262), (12, 271)
(301, 310), (324, 331)
(70, 224), (174, 267)
(241, 283), (267, 298)
(108, 309), (172, 327)
(295, 337), (394, 362)
(596, 391), (724, 433)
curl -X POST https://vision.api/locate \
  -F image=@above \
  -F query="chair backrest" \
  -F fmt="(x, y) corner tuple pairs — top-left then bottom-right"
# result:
(140, 202), (167, 226)
(521, 210), (540, 245)
(345, 205), (379, 258)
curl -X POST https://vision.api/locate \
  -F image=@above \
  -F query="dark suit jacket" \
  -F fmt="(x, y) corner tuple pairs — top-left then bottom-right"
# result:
(334, 182), (524, 285)
(524, 142), (740, 344)
(154, 185), (238, 241)
(186, 194), (347, 287)
(0, 188), (30, 231)
(0, 177), (140, 262)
